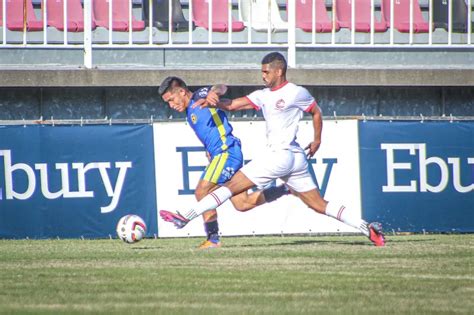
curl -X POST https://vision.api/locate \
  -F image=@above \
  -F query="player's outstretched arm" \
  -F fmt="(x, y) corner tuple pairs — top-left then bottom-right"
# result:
(221, 97), (255, 111)
(193, 95), (254, 112)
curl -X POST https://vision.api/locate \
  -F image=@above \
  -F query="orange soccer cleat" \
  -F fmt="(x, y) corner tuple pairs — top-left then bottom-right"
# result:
(198, 239), (222, 249)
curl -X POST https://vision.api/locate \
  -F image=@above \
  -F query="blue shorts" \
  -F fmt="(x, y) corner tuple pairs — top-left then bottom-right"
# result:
(200, 144), (243, 185)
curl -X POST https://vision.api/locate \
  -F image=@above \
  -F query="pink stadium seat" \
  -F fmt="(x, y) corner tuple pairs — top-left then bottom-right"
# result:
(292, 0), (339, 32)
(382, 0), (429, 33)
(335, 0), (387, 32)
(192, 0), (244, 32)
(93, 0), (145, 31)
(43, 0), (96, 32)
(0, 0), (43, 31)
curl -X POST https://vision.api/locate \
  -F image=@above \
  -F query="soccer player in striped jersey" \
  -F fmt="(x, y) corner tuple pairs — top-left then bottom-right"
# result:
(158, 76), (289, 249)
(160, 53), (385, 246)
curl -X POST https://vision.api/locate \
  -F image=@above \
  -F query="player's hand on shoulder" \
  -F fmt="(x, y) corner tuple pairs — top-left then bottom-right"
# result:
(205, 91), (220, 107)
(192, 91), (220, 109)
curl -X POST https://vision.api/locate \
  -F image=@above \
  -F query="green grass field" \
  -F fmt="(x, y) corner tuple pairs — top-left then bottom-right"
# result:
(0, 234), (472, 314)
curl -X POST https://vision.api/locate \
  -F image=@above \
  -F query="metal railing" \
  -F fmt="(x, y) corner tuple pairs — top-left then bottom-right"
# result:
(0, 0), (473, 68)
(1, 114), (473, 127)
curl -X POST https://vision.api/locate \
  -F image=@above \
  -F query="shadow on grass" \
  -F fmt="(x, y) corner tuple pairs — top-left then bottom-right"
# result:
(131, 246), (164, 250)
(225, 239), (369, 248)
(225, 237), (435, 248)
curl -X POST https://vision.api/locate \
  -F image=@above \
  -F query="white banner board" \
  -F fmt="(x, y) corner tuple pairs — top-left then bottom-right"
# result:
(153, 120), (361, 237)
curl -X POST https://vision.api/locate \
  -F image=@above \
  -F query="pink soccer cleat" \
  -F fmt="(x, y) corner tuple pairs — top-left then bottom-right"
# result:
(368, 222), (385, 247)
(159, 210), (189, 229)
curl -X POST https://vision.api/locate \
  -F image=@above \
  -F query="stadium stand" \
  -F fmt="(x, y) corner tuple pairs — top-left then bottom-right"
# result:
(238, 0), (288, 32)
(292, 0), (340, 33)
(93, 0), (145, 31)
(44, 0), (96, 32)
(142, 0), (194, 31)
(433, 0), (473, 33)
(0, 0), (42, 31)
(335, 0), (388, 32)
(382, 0), (430, 33)
(192, 0), (244, 32)
(0, 0), (472, 97)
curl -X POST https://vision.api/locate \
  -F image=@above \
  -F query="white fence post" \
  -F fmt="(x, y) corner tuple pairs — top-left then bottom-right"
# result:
(468, 0), (472, 45)
(287, 0), (296, 68)
(83, 0), (92, 69)
(2, 0), (6, 45)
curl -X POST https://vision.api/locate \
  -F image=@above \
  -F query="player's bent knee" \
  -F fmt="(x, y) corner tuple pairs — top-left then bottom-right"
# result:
(231, 201), (252, 212)
(195, 186), (212, 201)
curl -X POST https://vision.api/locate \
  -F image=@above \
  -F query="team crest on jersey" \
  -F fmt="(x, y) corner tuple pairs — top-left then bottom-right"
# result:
(275, 99), (286, 110)
(198, 88), (209, 98)
(222, 166), (236, 181)
(191, 113), (198, 124)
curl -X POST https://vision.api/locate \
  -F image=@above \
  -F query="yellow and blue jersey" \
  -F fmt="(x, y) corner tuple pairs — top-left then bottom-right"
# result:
(188, 87), (243, 184)
(187, 87), (240, 158)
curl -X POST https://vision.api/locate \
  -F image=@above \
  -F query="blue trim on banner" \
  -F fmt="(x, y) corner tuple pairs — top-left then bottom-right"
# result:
(359, 121), (474, 232)
(0, 124), (157, 239)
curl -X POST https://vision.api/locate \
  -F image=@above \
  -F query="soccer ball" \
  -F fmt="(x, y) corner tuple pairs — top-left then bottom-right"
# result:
(116, 215), (147, 243)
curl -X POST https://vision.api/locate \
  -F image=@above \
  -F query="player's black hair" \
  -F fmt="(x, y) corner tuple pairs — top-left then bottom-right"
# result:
(158, 76), (187, 96)
(261, 52), (287, 74)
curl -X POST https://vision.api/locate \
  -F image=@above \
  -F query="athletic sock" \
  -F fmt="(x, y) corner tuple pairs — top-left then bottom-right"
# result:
(204, 220), (219, 240)
(325, 201), (370, 237)
(180, 186), (233, 221)
(262, 185), (290, 202)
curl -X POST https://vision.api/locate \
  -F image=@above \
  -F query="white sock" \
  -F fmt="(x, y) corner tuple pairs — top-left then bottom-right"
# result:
(180, 186), (233, 221)
(325, 201), (369, 237)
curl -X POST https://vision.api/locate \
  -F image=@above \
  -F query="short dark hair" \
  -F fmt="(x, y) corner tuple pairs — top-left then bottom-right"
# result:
(158, 76), (187, 96)
(261, 52), (287, 73)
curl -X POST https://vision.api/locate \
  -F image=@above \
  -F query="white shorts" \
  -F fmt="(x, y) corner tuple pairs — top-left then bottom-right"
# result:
(240, 147), (317, 193)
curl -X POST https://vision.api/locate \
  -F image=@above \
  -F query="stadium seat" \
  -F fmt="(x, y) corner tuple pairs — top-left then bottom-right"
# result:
(291, 0), (339, 33)
(43, 0), (97, 32)
(192, 0), (244, 32)
(382, 0), (430, 33)
(433, 0), (473, 33)
(0, 0), (43, 31)
(335, 0), (387, 32)
(93, 0), (145, 31)
(238, 0), (288, 32)
(142, 0), (194, 32)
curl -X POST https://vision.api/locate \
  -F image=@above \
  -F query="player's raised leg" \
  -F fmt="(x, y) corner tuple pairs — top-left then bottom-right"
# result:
(295, 188), (385, 246)
(230, 184), (290, 212)
(160, 150), (228, 248)
(159, 180), (222, 248)
(161, 170), (256, 227)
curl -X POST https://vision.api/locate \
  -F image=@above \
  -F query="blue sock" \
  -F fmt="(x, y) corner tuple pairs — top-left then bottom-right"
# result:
(204, 220), (219, 241)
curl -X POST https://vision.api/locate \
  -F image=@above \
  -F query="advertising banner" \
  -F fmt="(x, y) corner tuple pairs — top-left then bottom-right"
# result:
(154, 120), (362, 237)
(359, 121), (474, 232)
(0, 124), (157, 238)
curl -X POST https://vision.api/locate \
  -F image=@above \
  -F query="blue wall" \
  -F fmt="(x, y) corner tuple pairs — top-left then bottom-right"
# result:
(0, 124), (157, 239)
(359, 121), (474, 232)
(1, 121), (473, 238)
